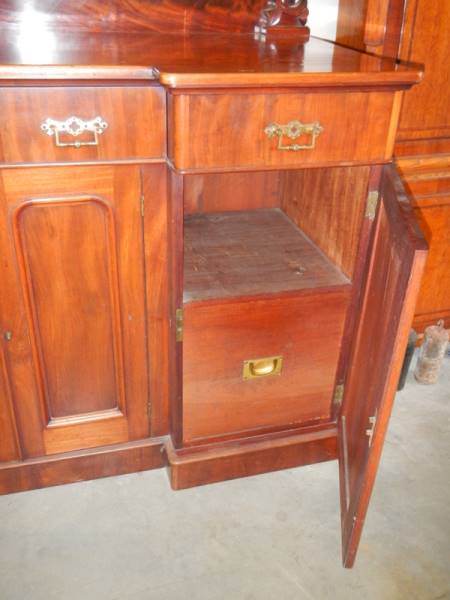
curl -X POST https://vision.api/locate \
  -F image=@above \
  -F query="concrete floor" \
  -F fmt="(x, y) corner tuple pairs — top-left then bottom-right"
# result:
(1, 355), (449, 600)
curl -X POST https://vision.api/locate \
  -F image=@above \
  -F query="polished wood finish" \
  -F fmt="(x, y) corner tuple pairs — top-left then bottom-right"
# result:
(339, 165), (427, 568)
(280, 166), (370, 278)
(336, 0), (403, 56)
(336, 0), (450, 333)
(183, 289), (350, 443)
(142, 164), (171, 436)
(396, 0), (450, 146)
(0, 87), (165, 165)
(0, 165), (150, 456)
(0, 3), (426, 568)
(184, 209), (349, 301)
(167, 426), (337, 489)
(0, 346), (21, 462)
(398, 156), (450, 330)
(169, 90), (399, 170)
(0, 438), (166, 496)
(0, 1), (268, 34)
(0, 32), (421, 88)
(184, 171), (280, 215)
(168, 168), (185, 449)
(255, 0), (310, 40)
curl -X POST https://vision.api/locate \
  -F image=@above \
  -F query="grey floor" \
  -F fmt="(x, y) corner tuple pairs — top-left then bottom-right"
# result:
(1, 354), (449, 600)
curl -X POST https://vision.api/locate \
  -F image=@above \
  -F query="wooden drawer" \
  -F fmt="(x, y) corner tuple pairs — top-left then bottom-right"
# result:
(0, 86), (165, 164)
(169, 90), (398, 170)
(182, 289), (350, 444)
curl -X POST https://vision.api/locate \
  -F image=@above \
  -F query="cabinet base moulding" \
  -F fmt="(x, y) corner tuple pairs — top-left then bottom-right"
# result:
(165, 427), (338, 490)
(0, 438), (167, 495)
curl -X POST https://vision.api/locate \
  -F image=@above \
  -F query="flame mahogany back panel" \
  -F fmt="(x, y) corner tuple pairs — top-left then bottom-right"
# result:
(0, 0), (267, 33)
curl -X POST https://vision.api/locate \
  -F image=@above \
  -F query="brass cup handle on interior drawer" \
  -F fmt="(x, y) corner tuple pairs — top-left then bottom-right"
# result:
(243, 355), (283, 380)
(264, 120), (323, 151)
(41, 116), (108, 148)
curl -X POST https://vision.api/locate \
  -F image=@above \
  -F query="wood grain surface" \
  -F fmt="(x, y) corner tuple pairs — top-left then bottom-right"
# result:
(339, 165), (427, 568)
(0, 87), (165, 165)
(0, 165), (150, 456)
(281, 166), (370, 279)
(167, 426), (337, 489)
(0, 31), (422, 88)
(184, 209), (349, 301)
(169, 90), (397, 169)
(0, 437), (166, 496)
(0, 0), (267, 34)
(183, 289), (350, 443)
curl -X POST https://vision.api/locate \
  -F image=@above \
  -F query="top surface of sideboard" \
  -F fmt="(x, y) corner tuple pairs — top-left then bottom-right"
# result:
(0, 31), (422, 88)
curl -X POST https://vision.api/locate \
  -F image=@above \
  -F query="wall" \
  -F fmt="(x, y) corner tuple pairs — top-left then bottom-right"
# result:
(309, 0), (338, 40)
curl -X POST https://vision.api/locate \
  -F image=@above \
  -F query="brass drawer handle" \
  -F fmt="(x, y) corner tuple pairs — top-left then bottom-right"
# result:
(264, 120), (323, 151)
(41, 116), (108, 148)
(243, 355), (283, 380)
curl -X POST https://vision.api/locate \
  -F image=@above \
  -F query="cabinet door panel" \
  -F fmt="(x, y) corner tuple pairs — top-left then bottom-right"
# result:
(0, 166), (149, 456)
(338, 165), (427, 567)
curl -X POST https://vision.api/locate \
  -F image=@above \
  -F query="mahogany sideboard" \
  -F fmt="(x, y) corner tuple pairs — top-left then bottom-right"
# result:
(0, 1), (427, 567)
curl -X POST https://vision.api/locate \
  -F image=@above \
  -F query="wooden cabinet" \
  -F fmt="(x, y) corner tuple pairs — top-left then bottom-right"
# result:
(0, 165), (150, 456)
(336, 0), (450, 332)
(0, 0), (429, 568)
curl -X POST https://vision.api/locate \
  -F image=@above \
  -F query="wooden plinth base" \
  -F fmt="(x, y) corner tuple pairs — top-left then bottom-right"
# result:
(166, 426), (338, 490)
(0, 438), (166, 495)
(0, 427), (338, 495)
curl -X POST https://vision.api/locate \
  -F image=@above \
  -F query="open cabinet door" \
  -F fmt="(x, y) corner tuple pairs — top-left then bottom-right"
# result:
(339, 165), (428, 568)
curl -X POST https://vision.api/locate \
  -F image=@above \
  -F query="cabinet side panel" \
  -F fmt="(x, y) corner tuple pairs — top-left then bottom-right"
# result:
(412, 197), (450, 329)
(281, 166), (370, 279)
(397, 0), (450, 141)
(0, 346), (21, 461)
(143, 164), (171, 436)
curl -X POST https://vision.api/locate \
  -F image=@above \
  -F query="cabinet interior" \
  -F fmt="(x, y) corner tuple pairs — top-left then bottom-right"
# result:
(181, 166), (371, 444)
(183, 165), (371, 303)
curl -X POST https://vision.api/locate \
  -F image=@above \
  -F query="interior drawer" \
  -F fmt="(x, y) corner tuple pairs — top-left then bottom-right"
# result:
(182, 290), (350, 444)
(0, 86), (165, 164)
(169, 90), (397, 170)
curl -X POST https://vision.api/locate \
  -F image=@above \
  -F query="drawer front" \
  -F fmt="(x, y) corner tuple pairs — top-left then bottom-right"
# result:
(0, 86), (165, 164)
(182, 290), (350, 444)
(169, 91), (397, 170)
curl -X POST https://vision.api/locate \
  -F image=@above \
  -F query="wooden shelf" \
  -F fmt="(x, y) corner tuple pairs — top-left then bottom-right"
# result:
(184, 208), (350, 303)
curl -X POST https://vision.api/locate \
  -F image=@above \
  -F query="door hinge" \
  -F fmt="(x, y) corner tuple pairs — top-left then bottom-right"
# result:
(365, 191), (379, 221)
(175, 308), (183, 342)
(333, 383), (345, 407)
(140, 194), (145, 217)
(147, 399), (152, 419)
(366, 412), (377, 447)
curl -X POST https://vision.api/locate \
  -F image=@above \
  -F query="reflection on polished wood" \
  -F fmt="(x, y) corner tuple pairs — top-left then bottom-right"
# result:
(0, 30), (422, 88)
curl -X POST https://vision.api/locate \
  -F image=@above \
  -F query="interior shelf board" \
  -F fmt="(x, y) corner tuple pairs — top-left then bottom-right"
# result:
(184, 208), (350, 303)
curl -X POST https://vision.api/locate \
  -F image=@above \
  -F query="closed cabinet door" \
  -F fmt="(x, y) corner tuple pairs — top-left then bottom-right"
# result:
(0, 165), (150, 457)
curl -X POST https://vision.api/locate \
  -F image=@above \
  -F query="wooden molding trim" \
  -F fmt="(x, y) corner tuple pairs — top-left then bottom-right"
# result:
(0, 438), (166, 495)
(166, 427), (338, 490)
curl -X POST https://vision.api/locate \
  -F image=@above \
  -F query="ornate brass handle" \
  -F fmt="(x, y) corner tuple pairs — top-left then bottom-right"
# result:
(264, 119), (323, 151)
(41, 116), (108, 148)
(243, 355), (283, 380)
